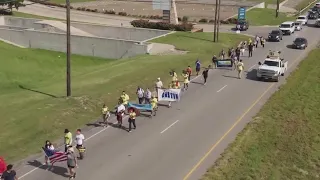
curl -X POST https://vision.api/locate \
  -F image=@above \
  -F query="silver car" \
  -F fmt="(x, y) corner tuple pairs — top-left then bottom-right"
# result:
(294, 21), (303, 31)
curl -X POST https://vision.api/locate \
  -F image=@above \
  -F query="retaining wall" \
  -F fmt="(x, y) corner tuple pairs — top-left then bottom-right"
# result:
(0, 28), (150, 59)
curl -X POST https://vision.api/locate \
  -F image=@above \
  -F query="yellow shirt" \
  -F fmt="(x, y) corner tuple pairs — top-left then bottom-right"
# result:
(102, 107), (109, 114)
(129, 112), (136, 119)
(151, 98), (158, 108)
(172, 72), (178, 81)
(237, 62), (244, 71)
(121, 94), (129, 105)
(183, 74), (189, 83)
(65, 132), (72, 145)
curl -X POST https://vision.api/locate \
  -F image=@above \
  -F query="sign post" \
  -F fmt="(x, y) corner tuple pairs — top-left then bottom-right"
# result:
(237, 7), (246, 20)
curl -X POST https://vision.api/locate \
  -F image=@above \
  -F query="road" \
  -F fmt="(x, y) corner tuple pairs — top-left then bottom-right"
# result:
(15, 21), (320, 180)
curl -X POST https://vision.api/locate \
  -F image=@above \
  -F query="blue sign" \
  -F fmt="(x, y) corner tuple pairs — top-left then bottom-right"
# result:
(216, 59), (232, 67)
(128, 103), (153, 111)
(238, 7), (246, 20)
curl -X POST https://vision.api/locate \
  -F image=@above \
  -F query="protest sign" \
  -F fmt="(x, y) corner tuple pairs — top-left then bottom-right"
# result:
(158, 89), (181, 102)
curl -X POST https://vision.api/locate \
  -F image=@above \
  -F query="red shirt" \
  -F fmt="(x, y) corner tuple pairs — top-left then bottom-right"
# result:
(186, 67), (192, 75)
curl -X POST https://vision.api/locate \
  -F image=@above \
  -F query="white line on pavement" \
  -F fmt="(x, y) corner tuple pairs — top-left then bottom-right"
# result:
(217, 85), (227, 93)
(160, 120), (180, 134)
(248, 65), (256, 71)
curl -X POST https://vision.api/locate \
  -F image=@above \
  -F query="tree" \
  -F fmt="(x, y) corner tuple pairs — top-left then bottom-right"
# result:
(0, 0), (24, 11)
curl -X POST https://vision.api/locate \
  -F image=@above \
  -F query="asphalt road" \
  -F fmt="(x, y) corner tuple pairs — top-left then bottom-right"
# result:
(16, 22), (319, 180)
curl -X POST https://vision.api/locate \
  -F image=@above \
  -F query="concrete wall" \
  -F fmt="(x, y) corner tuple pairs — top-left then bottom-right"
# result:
(70, 22), (171, 41)
(0, 28), (150, 59)
(4, 17), (44, 29)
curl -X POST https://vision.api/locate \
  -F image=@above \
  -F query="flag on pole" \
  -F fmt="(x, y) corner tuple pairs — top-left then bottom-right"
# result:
(42, 147), (68, 165)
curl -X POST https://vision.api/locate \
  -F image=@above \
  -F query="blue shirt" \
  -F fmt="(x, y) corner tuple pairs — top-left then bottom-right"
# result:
(196, 61), (201, 68)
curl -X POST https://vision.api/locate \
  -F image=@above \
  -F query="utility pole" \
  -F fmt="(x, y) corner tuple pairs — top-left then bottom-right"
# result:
(276, 0), (279, 18)
(213, 0), (218, 42)
(66, 0), (71, 97)
(216, 0), (221, 42)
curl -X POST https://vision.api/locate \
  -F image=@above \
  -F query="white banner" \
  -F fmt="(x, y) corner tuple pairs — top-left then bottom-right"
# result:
(158, 89), (181, 102)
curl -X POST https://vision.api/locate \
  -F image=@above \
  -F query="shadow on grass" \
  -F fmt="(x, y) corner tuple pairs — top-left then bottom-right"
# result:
(18, 85), (62, 98)
(26, 160), (69, 178)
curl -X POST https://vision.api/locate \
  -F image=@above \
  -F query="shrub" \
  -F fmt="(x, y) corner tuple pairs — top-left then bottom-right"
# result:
(76, 7), (81, 10)
(178, 17), (182, 21)
(209, 19), (214, 23)
(118, 12), (127, 16)
(182, 16), (189, 22)
(199, 18), (208, 23)
(130, 19), (193, 31)
(85, 8), (91, 11)
(81, 7), (86, 11)
(93, 9), (98, 12)
(104, 10), (116, 14)
(70, 6), (74, 9)
(0, 9), (13, 15)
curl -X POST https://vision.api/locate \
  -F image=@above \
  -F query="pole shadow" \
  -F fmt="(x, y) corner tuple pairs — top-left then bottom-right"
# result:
(26, 160), (69, 178)
(18, 85), (61, 98)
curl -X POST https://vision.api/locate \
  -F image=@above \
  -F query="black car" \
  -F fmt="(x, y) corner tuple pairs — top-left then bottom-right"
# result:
(311, 6), (320, 13)
(236, 20), (249, 31)
(292, 37), (308, 49)
(268, 30), (283, 42)
(308, 10), (319, 19)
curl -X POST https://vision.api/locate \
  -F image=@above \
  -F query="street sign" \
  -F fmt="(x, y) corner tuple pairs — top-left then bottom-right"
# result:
(238, 7), (246, 20)
(162, 10), (170, 23)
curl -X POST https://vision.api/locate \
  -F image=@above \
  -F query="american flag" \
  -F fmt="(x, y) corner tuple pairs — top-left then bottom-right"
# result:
(42, 147), (68, 165)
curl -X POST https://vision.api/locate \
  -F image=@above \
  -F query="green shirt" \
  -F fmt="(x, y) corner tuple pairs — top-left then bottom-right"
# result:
(65, 132), (72, 145)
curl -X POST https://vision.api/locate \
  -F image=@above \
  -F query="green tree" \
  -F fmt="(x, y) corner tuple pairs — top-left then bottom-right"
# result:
(0, 0), (24, 11)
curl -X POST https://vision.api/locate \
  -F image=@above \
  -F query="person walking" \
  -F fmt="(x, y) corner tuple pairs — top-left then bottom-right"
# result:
(248, 43), (253, 57)
(150, 96), (158, 117)
(1, 164), (18, 180)
(116, 103), (125, 128)
(186, 66), (192, 81)
(101, 104), (110, 127)
(75, 129), (85, 159)
(236, 47), (241, 60)
(212, 55), (217, 69)
(144, 88), (152, 104)
(236, 60), (244, 79)
(120, 91), (129, 107)
(182, 71), (189, 91)
(128, 109), (137, 132)
(255, 35), (260, 48)
(219, 49), (226, 59)
(260, 36), (265, 48)
(66, 146), (77, 179)
(136, 86), (144, 104)
(44, 140), (55, 165)
(155, 78), (163, 98)
(195, 59), (201, 75)
(64, 129), (72, 152)
(171, 70), (178, 82)
(202, 68), (209, 85)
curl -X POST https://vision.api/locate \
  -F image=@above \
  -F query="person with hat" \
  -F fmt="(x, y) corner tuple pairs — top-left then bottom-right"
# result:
(128, 108), (137, 132)
(64, 129), (72, 152)
(155, 78), (163, 99)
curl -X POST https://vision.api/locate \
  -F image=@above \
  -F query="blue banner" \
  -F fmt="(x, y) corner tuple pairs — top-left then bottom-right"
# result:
(128, 102), (153, 111)
(238, 7), (246, 20)
(216, 59), (232, 67)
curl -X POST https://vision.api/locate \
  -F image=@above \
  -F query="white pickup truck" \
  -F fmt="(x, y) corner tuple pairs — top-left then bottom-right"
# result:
(256, 51), (288, 82)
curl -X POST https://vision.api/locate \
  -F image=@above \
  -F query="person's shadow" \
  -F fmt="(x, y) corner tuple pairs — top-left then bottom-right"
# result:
(27, 160), (69, 178)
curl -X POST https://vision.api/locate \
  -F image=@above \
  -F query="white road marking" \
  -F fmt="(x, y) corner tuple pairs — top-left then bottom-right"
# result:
(248, 64), (256, 71)
(85, 126), (110, 141)
(217, 85), (227, 92)
(160, 120), (180, 134)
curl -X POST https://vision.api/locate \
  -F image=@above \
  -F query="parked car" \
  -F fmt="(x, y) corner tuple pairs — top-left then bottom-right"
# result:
(294, 21), (303, 31)
(279, 21), (295, 35)
(316, 18), (320, 27)
(292, 37), (308, 49)
(308, 10), (319, 19)
(235, 20), (249, 31)
(296, 15), (308, 25)
(268, 30), (283, 41)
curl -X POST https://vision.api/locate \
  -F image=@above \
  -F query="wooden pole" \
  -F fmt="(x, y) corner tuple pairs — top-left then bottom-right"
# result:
(213, 0), (218, 42)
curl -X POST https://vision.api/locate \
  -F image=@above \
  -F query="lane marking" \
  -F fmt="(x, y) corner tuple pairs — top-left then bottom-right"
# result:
(248, 64), (256, 71)
(217, 85), (227, 93)
(160, 120), (180, 134)
(182, 34), (319, 180)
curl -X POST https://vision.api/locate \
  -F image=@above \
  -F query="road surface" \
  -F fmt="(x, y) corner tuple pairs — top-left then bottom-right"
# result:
(16, 22), (320, 180)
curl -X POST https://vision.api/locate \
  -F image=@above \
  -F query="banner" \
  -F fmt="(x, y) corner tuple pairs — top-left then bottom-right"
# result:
(158, 89), (181, 102)
(216, 59), (232, 67)
(127, 103), (153, 111)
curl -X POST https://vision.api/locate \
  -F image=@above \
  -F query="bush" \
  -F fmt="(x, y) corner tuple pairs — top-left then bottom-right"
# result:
(81, 7), (86, 11)
(182, 16), (189, 22)
(221, 17), (238, 24)
(209, 19), (214, 23)
(178, 17), (182, 21)
(130, 19), (193, 31)
(199, 18), (208, 23)
(0, 9), (13, 15)
(118, 12), (127, 16)
(104, 10), (116, 14)
(86, 8), (91, 12)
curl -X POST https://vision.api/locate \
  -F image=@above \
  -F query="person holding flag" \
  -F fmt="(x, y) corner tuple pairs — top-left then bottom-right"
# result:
(42, 145), (68, 168)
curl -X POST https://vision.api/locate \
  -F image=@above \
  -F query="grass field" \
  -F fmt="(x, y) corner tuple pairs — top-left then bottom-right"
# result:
(11, 11), (61, 20)
(0, 32), (248, 163)
(201, 46), (320, 179)
(245, 8), (295, 26)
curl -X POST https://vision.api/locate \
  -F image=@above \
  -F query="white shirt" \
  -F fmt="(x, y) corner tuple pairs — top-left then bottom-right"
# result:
(137, 88), (144, 98)
(117, 104), (125, 112)
(156, 81), (163, 88)
(75, 134), (85, 145)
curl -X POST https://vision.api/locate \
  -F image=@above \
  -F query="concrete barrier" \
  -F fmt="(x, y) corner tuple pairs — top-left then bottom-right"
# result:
(0, 28), (150, 59)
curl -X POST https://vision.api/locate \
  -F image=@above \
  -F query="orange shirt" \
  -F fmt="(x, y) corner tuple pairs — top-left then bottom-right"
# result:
(186, 67), (192, 75)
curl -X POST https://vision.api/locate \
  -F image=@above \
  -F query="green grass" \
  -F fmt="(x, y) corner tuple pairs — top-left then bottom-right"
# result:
(0, 32), (248, 163)
(12, 11), (62, 20)
(295, 0), (317, 11)
(245, 8), (295, 26)
(246, 0), (285, 5)
(202, 47), (320, 180)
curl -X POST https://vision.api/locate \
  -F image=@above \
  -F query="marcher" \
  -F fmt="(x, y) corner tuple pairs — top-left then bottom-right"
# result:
(248, 43), (253, 57)
(232, 55), (238, 70)
(64, 129), (72, 152)
(255, 35), (260, 48)
(248, 38), (252, 44)
(136, 86), (144, 104)
(150, 96), (158, 117)
(171, 70), (178, 82)
(237, 60), (244, 79)
(128, 109), (137, 132)
(120, 91), (129, 106)
(202, 68), (209, 85)
(212, 55), (217, 69)
(101, 104), (110, 127)
(182, 71), (189, 91)
(219, 49), (226, 59)
(66, 146), (77, 179)
(75, 129), (85, 159)
(44, 140), (55, 165)
(1, 164), (18, 180)
(236, 47), (241, 60)
(228, 48), (232, 58)
(260, 36), (265, 48)
(186, 66), (192, 81)
(195, 59), (201, 75)
(155, 78), (163, 98)
(144, 88), (151, 104)
(116, 103), (126, 128)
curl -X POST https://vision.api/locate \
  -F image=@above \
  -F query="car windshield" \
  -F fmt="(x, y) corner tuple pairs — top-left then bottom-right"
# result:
(271, 31), (280, 34)
(294, 22), (300, 25)
(294, 38), (305, 43)
(280, 24), (291, 28)
(264, 60), (279, 67)
(297, 17), (306, 20)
